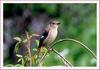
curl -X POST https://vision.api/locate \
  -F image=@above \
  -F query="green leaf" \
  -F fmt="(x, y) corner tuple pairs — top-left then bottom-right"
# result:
(14, 37), (22, 42)
(31, 56), (36, 65)
(16, 54), (23, 58)
(22, 58), (25, 65)
(41, 47), (48, 53)
(15, 64), (24, 67)
(14, 42), (21, 53)
(34, 54), (38, 59)
(24, 56), (30, 61)
(18, 59), (22, 62)
(5, 64), (14, 67)
(35, 40), (39, 47)
(33, 48), (37, 52)
(22, 39), (27, 43)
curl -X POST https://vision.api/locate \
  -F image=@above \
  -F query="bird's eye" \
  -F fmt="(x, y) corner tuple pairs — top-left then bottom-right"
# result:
(52, 23), (55, 24)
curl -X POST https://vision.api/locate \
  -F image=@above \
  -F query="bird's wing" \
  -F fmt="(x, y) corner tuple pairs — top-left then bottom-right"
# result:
(37, 30), (49, 53)
(37, 25), (50, 53)
(38, 29), (49, 48)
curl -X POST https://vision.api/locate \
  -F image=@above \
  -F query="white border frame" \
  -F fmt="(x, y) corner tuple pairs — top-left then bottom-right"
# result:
(0, 0), (99, 70)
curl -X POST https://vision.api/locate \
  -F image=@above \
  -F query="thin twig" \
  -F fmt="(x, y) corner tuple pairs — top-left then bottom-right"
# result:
(38, 47), (73, 67)
(50, 38), (97, 59)
(25, 31), (32, 66)
(52, 48), (73, 67)
(23, 34), (40, 43)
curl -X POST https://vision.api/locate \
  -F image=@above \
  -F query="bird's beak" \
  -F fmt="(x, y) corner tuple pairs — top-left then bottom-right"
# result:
(57, 23), (61, 25)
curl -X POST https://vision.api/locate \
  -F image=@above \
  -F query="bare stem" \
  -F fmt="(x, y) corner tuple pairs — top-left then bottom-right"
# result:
(38, 47), (73, 67)
(52, 48), (73, 67)
(25, 31), (32, 66)
(23, 34), (40, 43)
(50, 38), (97, 59)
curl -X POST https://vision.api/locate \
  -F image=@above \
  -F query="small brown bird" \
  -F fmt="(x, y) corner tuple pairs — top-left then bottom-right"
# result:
(38, 20), (60, 53)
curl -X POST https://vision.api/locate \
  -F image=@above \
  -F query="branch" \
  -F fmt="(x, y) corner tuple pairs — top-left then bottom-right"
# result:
(25, 31), (32, 66)
(50, 38), (97, 59)
(38, 38), (96, 66)
(38, 47), (73, 67)
(51, 48), (73, 67)
(23, 34), (40, 43)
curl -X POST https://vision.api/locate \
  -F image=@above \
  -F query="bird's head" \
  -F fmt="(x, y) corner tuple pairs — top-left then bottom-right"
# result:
(50, 20), (60, 28)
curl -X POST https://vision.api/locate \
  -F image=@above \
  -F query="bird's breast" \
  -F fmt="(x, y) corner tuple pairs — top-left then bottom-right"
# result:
(43, 28), (58, 45)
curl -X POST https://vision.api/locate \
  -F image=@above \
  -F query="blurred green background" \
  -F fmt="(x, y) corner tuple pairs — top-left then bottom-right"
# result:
(3, 3), (96, 67)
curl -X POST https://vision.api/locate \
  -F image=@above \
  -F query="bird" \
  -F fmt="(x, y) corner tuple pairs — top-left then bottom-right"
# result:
(37, 20), (60, 53)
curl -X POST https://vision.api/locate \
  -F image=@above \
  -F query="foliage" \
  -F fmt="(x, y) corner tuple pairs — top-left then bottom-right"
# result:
(4, 32), (96, 67)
